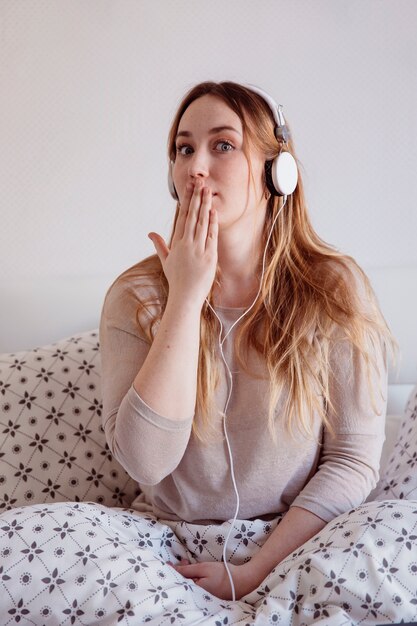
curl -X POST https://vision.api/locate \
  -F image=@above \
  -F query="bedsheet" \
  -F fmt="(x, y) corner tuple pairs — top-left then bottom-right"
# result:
(0, 499), (417, 625)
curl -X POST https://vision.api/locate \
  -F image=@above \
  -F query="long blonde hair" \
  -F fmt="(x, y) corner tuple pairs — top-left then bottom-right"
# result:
(118, 81), (395, 441)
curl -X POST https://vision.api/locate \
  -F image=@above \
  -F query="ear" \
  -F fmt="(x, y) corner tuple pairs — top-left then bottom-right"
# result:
(264, 160), (276, 196)
(168, 160), (178, 200)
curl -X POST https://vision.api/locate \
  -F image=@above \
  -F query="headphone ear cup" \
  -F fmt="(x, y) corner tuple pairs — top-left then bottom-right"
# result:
(168, 160), (178, 200)
(265, 160), (277, 196)
(265, 152), (298, 196)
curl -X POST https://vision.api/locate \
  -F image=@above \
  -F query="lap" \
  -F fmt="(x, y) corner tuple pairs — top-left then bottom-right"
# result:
(0, 501), (262, 624)
(1, 499), (417, 625)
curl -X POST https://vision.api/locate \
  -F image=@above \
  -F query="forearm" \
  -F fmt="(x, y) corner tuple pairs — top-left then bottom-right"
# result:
(244, 506), (326, 590)
(100, 307), (195, 483)
(133, 294), (202, 420)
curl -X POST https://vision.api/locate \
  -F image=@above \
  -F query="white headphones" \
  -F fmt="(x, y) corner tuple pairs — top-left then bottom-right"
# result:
(167, 83), (298, 200)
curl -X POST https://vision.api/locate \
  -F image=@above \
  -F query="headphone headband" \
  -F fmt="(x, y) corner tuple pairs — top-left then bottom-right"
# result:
(245, 83), (291, 143)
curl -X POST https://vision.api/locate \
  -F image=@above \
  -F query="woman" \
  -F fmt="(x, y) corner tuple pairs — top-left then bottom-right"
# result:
(99, 80), (392, 601)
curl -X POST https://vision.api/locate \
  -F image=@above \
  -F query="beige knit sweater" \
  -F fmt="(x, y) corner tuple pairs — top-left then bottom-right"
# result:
(99, 270), (387, 524)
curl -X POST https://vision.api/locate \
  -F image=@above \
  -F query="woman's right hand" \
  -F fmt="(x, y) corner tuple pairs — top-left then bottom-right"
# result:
(148, 180), (218, 308)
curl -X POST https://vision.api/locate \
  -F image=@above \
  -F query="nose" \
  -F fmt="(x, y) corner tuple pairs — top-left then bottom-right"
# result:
(187, 149), (209, 181)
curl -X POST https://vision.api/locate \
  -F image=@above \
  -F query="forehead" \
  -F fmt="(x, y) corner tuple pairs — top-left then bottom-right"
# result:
(177, 94), (243, 134)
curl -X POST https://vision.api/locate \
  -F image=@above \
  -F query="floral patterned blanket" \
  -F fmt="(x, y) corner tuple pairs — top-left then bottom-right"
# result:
(1, 498), (417, 625)
(1, 333), (417, 624)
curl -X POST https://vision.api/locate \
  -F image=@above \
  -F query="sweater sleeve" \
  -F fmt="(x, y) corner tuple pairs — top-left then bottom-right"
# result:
(98, 276), (193, 485)
(290, 263), (389, 522)
(290, 333), (388, 522)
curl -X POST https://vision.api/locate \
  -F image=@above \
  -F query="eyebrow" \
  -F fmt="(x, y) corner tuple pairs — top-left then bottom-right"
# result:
(175, 125), (242, 140)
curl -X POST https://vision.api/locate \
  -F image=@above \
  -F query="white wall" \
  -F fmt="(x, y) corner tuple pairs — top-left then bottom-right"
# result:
(1, 0), (416, 352)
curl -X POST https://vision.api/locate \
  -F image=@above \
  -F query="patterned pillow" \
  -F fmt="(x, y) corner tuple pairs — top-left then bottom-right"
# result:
(0, 330), (139, 511)
(373, 383), (417, 501)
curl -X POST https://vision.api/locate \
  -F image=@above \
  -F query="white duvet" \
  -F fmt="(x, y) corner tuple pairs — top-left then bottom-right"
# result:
(1, 498), (417, 625)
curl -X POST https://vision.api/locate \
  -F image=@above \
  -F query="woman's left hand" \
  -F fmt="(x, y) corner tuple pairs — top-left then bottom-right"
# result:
(167, 559), (260, 600)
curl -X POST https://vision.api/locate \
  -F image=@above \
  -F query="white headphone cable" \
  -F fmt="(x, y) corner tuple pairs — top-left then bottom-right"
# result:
(205, 194), (288, 601)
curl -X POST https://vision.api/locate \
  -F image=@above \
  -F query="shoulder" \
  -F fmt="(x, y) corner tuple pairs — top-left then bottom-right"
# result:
(315, 254), (364, 287)
(311, 255), (385, 348)
(337, 257), (380, 319)
(101, 256), (166, 340)
(317, 255), (377, 312)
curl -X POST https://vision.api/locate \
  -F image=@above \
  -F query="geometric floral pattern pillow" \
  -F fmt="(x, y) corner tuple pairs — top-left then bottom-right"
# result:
(0, 330), (139, 512)
(373, 382), (417, 501)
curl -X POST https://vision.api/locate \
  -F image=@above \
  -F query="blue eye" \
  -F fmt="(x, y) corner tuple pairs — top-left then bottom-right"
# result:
(215, 140), (234, 152)
(176, 144), (192, 156)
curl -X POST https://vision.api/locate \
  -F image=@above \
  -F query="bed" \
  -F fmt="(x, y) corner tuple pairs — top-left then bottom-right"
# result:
(0, 267), (416, 625)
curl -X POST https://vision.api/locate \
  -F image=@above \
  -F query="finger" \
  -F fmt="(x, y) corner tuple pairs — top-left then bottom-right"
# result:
(148, 232), (169, 262)
(183, 182), (204, 240)
(172, 183), (194, 242)
(167, 558), (191, 566)
(166, 560), (194, 578)
(195, 187), (212, 249)
(174, 563), (205, 578)
(205, 208), (218, 251)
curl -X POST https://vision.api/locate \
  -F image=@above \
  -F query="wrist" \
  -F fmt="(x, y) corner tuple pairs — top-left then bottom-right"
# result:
(245, 552), (277, 585)
(236, 561), (268, 598)
(166, 292), (205, 316)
